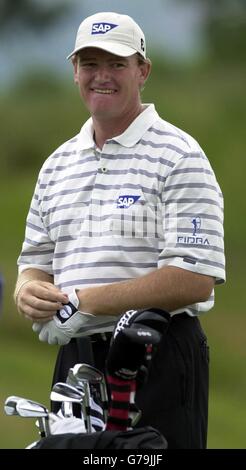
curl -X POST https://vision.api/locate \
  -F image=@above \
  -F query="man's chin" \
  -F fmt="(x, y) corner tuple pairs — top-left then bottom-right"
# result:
(91, 108), (118, 120)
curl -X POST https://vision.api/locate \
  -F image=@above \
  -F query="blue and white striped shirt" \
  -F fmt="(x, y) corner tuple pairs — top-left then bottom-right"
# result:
(18, 104), (225, 317)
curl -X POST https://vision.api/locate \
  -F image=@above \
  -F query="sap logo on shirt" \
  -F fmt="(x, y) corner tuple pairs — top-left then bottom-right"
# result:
(92, 22), (118, 34)
(117, 195), (141, 208)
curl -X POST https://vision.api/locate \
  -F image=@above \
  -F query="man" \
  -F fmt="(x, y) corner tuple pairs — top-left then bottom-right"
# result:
(14, 12), (225, 448)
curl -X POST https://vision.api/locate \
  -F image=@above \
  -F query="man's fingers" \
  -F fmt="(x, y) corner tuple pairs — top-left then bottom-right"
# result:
(25, 282), (68, 304)
(20, 298), (59, 320)
(28, 296), (64, 312)
(24, 314), (50, 324)
(18, 295), (64, 320)
(22, 304), (56, 321)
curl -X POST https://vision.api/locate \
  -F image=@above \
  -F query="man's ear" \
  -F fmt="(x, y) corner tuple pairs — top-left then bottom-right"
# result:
(72, 56), (79, 84)
(139, 59), (152, 88)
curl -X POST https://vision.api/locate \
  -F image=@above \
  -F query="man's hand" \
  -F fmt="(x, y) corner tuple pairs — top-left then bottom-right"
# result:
(32, 290), (92, 345)
(16, 280), (69, 322)
(32, 290), (116, 345)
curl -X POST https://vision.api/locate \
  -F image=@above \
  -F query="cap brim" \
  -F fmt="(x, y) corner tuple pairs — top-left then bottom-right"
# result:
(66, 41), (138, 60)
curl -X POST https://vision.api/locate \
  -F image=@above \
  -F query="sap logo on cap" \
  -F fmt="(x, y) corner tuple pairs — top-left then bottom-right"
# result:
(92, 22), (118, 35)
(117, 195), (140, 208)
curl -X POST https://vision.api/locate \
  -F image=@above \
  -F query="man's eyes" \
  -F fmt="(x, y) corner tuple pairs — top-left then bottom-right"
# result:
(80, 62), (126, 69)
(112, 63), (126, 69)
(80, 62), (97, 68)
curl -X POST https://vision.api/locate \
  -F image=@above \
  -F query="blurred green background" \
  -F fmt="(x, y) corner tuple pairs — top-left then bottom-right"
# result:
(0, 0), (245, 448)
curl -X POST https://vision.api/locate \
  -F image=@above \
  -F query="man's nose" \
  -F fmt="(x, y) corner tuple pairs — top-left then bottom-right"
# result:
(95, 65), (111, 82)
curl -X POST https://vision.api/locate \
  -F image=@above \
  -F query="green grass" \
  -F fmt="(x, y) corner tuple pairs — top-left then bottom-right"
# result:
(0, 174), (57, 448)
(0, 336), (57, 448)
(208, 390), (246, 449)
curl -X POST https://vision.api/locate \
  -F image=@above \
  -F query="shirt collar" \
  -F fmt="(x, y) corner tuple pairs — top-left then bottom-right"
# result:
(77, 118), (95, 150)
(77, 104), (159, 150)
(111, 104), (159, 147)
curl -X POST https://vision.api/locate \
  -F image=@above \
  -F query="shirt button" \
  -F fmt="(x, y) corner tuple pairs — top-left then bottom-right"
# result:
(101, 167), (107, 173)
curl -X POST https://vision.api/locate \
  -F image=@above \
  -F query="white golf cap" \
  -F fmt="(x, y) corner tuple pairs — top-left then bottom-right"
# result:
(67, 12), (146, 60)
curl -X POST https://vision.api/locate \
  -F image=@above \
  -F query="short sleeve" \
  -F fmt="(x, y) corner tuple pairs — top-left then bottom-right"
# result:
(17, 178), (55, 274)
(158, 151), (225, 284)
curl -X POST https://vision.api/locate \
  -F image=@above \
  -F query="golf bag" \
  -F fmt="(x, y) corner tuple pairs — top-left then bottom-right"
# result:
(31, 426), (167, 449)
(31, 308), (170, 449)
(4, 308), (170, 449)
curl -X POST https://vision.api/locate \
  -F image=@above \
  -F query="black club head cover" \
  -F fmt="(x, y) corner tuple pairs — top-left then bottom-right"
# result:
(106, 312), (168, 431)
(107, 308), (170, 386)
(106, 325), (161, 430)
(106, 324), (161, 380)
(113, 308), (170, 340)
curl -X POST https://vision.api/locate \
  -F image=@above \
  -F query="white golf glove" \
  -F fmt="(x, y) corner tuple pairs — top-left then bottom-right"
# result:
(32, 289), (115, 345)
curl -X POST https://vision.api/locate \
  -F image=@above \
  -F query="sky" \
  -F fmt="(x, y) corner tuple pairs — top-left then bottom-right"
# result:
(0, 0), (206, 86)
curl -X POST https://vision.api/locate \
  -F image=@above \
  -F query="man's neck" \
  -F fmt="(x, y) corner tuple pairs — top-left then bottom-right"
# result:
(92, 104), (144, 149)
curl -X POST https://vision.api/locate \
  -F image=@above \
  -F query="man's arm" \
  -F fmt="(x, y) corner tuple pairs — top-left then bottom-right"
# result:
(77, 266), (215, 316)
(29, 267), (214, 346)
(14, 268), (68, 321)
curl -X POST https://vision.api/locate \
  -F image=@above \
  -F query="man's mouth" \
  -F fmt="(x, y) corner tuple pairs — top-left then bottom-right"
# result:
(92, 88), (116, 94)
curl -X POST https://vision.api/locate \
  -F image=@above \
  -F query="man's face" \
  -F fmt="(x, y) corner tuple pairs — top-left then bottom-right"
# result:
(72, 48), (150, 121)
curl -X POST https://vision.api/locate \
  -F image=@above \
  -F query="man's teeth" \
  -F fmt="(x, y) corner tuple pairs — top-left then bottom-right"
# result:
(94, 89), (115, 94)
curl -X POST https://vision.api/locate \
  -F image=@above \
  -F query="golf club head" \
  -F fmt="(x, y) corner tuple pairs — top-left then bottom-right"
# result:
(16, 399), (49, 418)
(72, 363), (104, 383)
(67, 367), (92, 433)
(50, 391), (84, 404)
(51, 382), (84, 403)
(4, 396), (25, 416)
(66, 368), (77, 385)
(66, 368), (85, 390)
(71, 363), (108, 424)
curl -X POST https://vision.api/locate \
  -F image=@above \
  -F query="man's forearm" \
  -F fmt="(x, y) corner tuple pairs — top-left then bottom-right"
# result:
(77, 266), (215, 316)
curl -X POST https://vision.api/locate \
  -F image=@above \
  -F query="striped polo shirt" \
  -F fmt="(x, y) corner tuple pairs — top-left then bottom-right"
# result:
(18, 104), (225, 317)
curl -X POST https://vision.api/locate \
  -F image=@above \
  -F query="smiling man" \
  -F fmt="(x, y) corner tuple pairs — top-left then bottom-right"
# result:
(14, 12), (225, 448)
